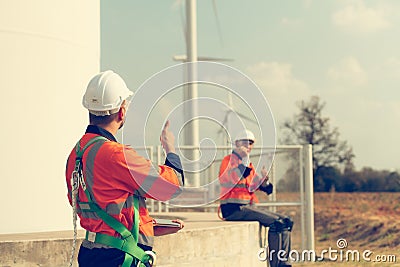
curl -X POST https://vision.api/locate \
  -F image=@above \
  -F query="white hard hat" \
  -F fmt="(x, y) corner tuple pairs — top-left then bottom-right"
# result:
(234, 129), (255, 142)
(82, 70), (133, 116)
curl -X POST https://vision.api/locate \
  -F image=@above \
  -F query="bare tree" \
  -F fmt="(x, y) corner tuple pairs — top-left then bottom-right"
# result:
(281, 96), (355, 172)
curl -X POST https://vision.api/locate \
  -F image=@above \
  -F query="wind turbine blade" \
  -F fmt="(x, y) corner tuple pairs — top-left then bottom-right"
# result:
(212, 0), (224, 47)
(198, 56), (233, 61)
(235, 111), (258, 125)
(173, 55), (233, 62)
(221, 108), (258, 125)
(180, 2), (188, 50)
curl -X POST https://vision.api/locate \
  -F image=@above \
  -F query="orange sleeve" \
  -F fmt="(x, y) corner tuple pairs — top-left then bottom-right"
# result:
(111, 145), (182, 201)
(158, 165), (181, 186)
(219, 156), (230, 178)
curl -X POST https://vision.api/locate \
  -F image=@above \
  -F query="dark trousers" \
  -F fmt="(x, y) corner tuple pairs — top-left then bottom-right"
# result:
(78, 246), (125, 267)
(78, 243), (152, 267)
(223, 205), (292, 267)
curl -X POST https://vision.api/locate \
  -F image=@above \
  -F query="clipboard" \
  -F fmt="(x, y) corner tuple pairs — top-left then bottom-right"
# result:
(153, 218), (182, 236)
(153, 218), (181, 228)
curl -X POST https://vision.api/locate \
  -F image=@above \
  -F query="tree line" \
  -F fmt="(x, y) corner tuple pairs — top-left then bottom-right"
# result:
(278, 96), (400, 192)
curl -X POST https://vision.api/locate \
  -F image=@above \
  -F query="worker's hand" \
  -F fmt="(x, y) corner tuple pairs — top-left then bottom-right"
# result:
(261, 165), (268, 180)
(172, 219), (184, 229)
(160, 120), (176, 154)
(235, 146), (249, 158)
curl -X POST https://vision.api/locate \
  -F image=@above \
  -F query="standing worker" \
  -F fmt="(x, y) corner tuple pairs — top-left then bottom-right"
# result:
(66, 70), (184, 267)
(218, 129), (293, 267)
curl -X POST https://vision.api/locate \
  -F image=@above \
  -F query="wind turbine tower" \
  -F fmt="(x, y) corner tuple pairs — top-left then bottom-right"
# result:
(184, 0), (200, 187)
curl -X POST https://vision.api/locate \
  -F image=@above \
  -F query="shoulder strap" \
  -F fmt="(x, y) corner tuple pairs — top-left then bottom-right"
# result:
(73, 136), (108, 192)
(75, 136), (108, 158)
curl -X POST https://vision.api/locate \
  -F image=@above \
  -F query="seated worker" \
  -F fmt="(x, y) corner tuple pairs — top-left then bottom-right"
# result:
(218, 129), (293, 267)
(66, 70), (184, 267)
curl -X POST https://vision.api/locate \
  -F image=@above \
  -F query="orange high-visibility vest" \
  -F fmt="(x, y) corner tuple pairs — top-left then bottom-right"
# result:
(66, 132), (182, 247)
(218, 152), (263, 205)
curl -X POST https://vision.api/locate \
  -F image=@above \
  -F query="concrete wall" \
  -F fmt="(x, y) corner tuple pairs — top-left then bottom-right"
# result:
(0, 213), (268, 267)
(0, 1), (99, 234)
(153, 222), (266, 267)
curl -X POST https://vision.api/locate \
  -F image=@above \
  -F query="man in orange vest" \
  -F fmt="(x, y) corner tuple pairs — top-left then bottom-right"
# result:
(66, 70), (184, 267)
(218, 129), (293, 267)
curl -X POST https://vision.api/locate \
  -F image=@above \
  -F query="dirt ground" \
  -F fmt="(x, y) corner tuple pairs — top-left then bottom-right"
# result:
(257, 192), (400, 266)
(310, 192), (400, 266)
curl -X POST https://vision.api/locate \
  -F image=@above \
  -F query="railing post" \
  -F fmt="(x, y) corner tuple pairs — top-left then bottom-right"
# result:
(149, 146), (155, 213)
(303, 144), (315, 251)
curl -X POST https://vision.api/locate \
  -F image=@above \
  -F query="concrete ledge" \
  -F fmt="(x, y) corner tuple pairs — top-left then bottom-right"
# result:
(0, 212), (268, 267)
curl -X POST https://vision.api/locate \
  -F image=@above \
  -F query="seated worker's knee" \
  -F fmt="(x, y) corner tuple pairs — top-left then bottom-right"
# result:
(283, 217), (294, 232)
(269, 217), (294, 233)
(269, 219), (285, 233)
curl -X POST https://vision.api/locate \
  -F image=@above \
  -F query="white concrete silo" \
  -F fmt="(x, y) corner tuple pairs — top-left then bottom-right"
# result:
(0, 1), (99, 233)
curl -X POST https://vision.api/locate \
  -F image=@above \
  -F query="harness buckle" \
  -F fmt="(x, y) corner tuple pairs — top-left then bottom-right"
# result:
(74, 158), (81, 171)
(136, 250), (156, 267)
(87, 231), (96, 242)
(72, 159), (83, 191)
(71, 170), (80, 191)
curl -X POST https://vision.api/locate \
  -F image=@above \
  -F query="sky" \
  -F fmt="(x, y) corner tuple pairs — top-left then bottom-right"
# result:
(100, 0), (400, 171)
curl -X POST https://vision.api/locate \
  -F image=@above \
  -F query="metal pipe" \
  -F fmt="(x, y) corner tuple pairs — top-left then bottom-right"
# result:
(299, 146), (306, 250)
(304, 144), (315, 251)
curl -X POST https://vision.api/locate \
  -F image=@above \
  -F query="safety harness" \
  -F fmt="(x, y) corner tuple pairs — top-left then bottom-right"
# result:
(69, 136), (156, 267)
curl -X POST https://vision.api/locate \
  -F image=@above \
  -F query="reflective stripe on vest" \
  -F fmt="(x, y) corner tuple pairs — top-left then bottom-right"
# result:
(220, 198), (251, 204)
(220, 182), (248, 189)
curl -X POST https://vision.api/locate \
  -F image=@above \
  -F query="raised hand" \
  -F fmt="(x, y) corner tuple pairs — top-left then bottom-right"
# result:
(160, 120), (176, 154)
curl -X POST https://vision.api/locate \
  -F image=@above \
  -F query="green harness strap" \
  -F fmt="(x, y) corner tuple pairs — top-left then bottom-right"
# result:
(74, 136), (151, 267)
